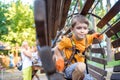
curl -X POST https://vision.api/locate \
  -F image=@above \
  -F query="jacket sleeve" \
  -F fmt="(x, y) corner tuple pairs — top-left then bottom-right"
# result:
(92, 32), (103, 41)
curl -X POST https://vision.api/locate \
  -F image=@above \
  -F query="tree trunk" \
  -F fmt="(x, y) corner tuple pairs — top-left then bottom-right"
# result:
(106, 0), (112, 61)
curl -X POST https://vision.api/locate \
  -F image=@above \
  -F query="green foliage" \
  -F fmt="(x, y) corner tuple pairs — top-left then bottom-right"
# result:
(0, 2), (9, 38)
(0, 0), (35, 46)
(0, 50), (9, 55)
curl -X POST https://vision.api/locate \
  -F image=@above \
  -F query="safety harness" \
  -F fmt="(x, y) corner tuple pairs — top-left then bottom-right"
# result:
(65, 36), (89, 74)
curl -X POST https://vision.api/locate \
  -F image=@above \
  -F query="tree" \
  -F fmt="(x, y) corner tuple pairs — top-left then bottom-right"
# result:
(0, 1), (9, 39)
(106, 0), (113, 61)
(2, 0), (35, 46)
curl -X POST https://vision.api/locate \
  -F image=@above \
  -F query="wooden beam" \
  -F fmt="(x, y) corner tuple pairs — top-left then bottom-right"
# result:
(80, 0), (95, 16)
(91, 48), (105, 55)
(106, 21), (120, 38)
(111, 73), (120, 80)
(59, 0), (71, 30)
(87, 57), (107, 65)
(112, 38), (120, 48)
(88, 64), (107, 76)
(88, 69), (106, 80)
(97, 0), (120, 28)
(45, 0), (54, 46)
(92, 39), (101, 44)
(113, 65), (120, 72)
(34, 0), (48, 46)
(114, 52), (120, 60)
(51, 0), (63, 39)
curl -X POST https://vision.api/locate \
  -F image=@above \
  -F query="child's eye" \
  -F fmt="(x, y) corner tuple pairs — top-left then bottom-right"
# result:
(76, 27), (82, 29)
(84, 27), (88, 30)
(76, 26), (88, 30)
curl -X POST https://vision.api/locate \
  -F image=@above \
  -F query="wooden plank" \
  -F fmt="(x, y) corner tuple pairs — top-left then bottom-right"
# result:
(88, 64), (107, 76)
(112, 38), (120, 48)
(34, 0), (48, 46)
(91, 48), (105, 55)
(115, 52), (120, 60)
(80, 0), (95, 16)
(97, 0), (120, 28)
(46, 0), (55, 46)
(47, 0), (63, 39)
(92, 39), (101, 44)
(113, 65), (120, 72)
(111, 73), (120, 80)
(59, 0), (71, 31)
(87, 57), (107, 65)
(46, 0), (71, 40)
(52, 0), (63, 39)
(88, 69), (106, 80)
(106, 21), (120, 38)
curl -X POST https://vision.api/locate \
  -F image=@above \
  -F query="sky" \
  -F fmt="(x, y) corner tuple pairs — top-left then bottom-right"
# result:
(103, 0), (118, 7)
(1, 0), (34, 5)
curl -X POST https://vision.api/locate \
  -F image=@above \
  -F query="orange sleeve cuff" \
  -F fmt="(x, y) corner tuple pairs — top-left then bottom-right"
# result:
(93, 33), (103, 41)
(55, 58), (64, 72)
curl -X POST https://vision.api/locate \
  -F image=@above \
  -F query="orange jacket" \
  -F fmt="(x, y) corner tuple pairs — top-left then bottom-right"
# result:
(56, 33), (103, 71)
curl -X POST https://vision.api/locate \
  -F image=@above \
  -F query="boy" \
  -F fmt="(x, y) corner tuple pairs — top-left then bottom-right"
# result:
(54, 14), (103, 80)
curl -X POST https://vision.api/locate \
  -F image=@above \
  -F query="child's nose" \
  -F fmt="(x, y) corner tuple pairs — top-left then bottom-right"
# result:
(80, 28), (85, 33)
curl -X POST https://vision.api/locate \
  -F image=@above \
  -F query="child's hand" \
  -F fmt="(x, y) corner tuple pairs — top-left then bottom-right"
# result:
(55, 58), (64, 72)
(93, 33), (103, 41)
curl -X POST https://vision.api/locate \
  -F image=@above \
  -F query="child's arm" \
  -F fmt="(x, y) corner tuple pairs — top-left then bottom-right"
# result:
(22, 48), (32, 59)
(92, 32), (103, 41)
(53, 46), (65, 72)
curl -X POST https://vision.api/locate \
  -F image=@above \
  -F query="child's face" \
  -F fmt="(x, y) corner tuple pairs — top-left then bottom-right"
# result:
(23, 42), (29, 49)
(71, 22), (88, 40)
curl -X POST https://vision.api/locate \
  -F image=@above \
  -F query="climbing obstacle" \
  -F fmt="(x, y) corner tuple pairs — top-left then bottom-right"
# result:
(33, 0), (120, 80)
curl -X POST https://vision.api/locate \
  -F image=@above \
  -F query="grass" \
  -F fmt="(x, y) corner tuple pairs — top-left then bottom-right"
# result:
(106, 60), (120, 68)
(88, 60), (120, 68)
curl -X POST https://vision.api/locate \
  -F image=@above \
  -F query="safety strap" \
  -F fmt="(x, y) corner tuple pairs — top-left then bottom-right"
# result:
(70, 38), (77, 62)
(84, 35), (89, 74)
(65, 35), (89, 74)
(65, 37), (76, 68)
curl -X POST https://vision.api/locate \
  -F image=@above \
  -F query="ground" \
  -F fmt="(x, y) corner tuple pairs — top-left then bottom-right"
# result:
(0, 68), (48, 80)
(0, 68), (113, 80)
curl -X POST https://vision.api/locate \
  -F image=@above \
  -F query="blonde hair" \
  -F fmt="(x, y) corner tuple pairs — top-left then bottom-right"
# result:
(71, 14), (89, 28)
(21, 41), (28, 48)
